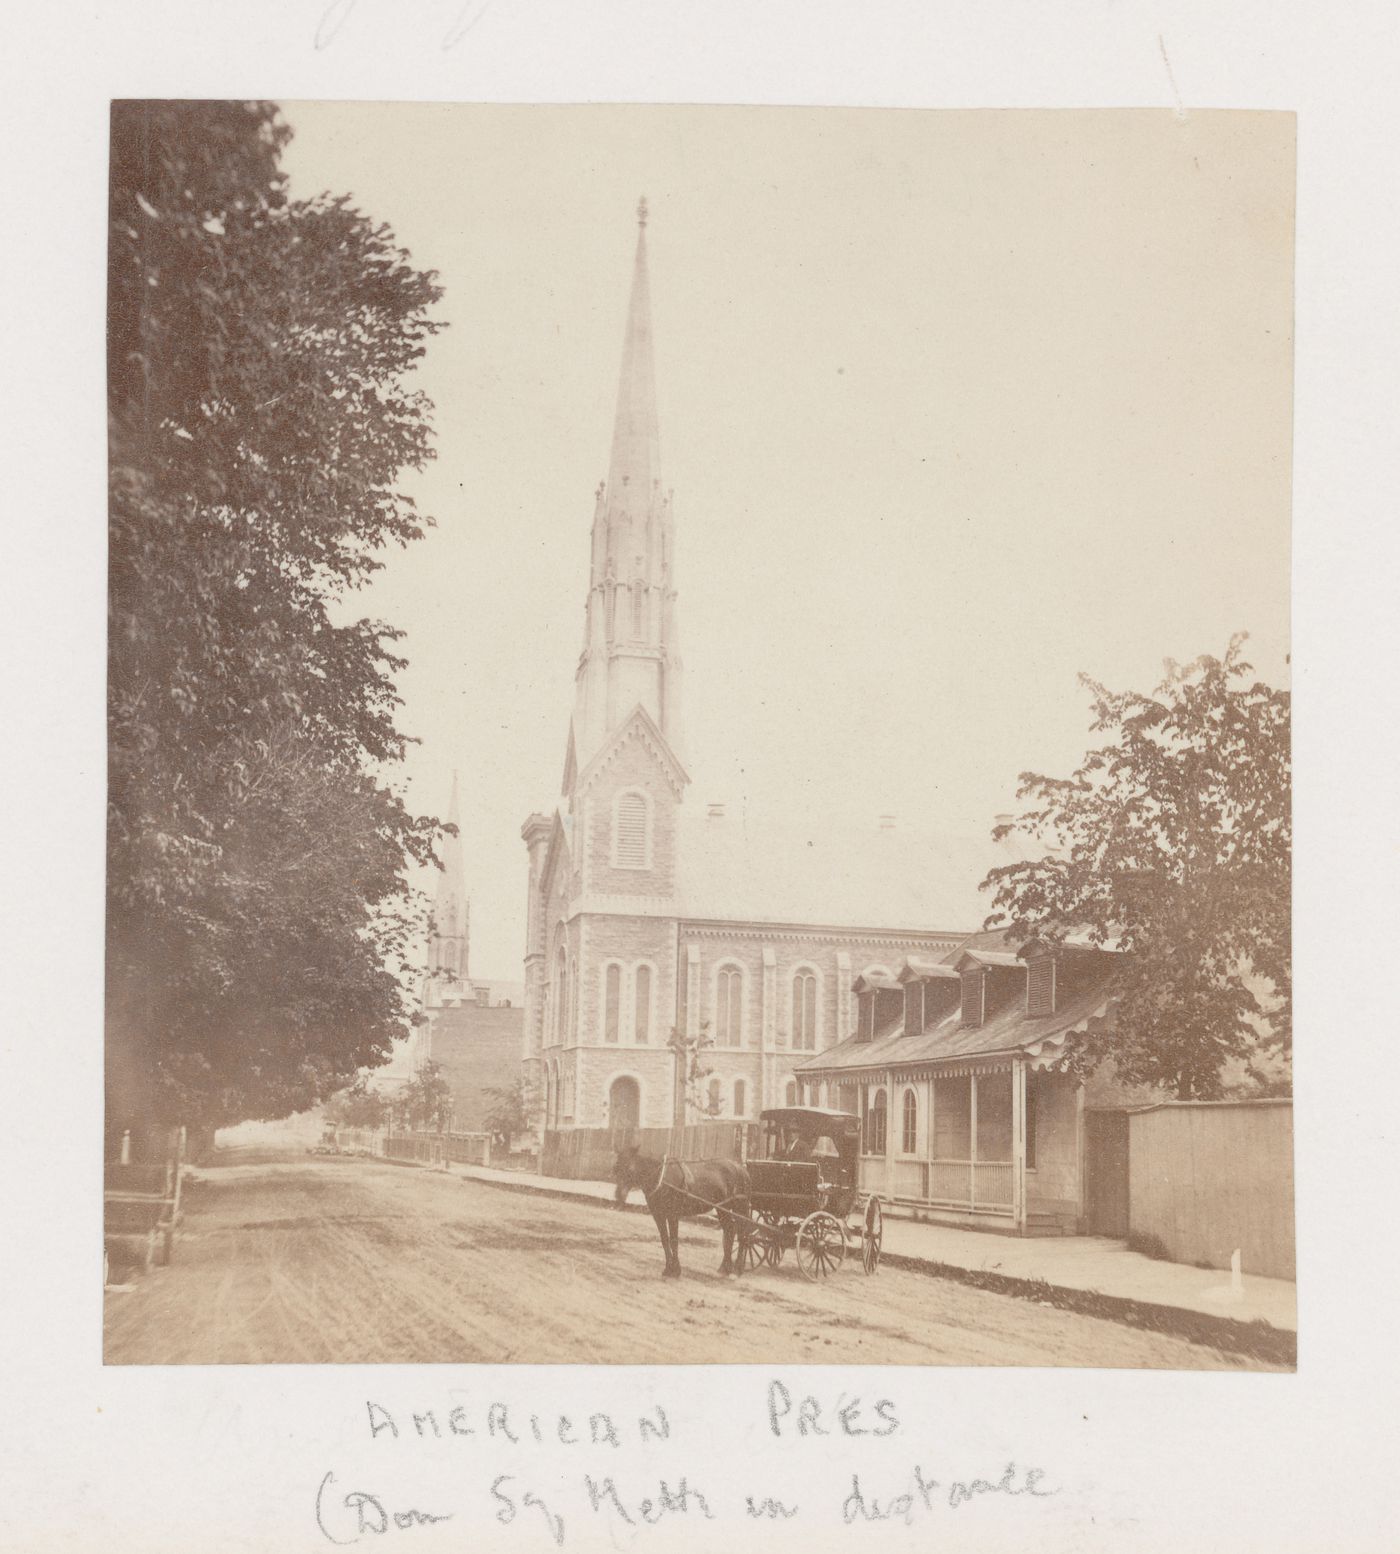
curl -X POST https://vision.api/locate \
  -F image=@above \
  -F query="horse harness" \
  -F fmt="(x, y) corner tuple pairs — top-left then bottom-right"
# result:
(648, 1154), (749, 1226)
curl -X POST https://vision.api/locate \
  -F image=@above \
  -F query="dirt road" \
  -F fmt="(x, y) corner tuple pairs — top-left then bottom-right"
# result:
(104, 1152), (1276, 1368)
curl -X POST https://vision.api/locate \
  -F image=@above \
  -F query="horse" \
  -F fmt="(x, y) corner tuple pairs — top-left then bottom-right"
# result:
(613, 1145), (752, 1279)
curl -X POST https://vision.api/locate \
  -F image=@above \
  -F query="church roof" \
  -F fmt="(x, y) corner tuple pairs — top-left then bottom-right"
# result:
(674, 812), (1010, 935)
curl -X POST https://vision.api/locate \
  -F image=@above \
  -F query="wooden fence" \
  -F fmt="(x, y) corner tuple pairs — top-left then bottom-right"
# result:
(384, 1130), (492, 1167)
(540, 1122), (756, 1182)
(1127, 1099), (1294, 1280)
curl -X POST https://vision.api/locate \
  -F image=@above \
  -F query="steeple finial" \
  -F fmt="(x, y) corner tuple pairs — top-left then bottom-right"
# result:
(637, 194), (648, 228)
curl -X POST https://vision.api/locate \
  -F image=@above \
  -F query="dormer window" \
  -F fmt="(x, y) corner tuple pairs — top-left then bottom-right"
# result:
(1027, 954), (1057, 1017)
(904, 978), (925, 1036)
(857, 990), (875, 1042)
(960, 968), (986, 1028)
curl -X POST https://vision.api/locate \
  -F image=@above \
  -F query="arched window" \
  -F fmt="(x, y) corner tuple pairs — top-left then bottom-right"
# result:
(902, 1088), (918, 1154)
(545, 1065), (555, 1128)
(631, 567), (645, 637)
(707, 1077), (723, 1115)
(733, 1079), (747, 1117)
(553, 947), (567, 1045)
(715, 965), (743, 1046)
(604, 964), (622, 1043)
(569, 956), (578, 1040)
(866, 1087), (888, 1155)
(792, 969), (818, 1051)
(634, 964), (652, 1044)
(613, 790), (649, 868)
(785, 1079), (799, 1107)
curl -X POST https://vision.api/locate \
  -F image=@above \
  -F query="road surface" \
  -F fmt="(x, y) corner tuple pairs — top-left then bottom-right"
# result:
(104, 1151), (1276, 1368)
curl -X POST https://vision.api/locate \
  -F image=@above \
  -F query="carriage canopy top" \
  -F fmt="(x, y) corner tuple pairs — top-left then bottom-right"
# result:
(759, 1107), (860, 1133)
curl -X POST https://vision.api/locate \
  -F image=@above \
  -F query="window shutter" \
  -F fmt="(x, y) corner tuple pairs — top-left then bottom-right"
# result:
(1027, 957), (1056, 1018)
(615, 793), (648, 866)
(960, 969), (984, 1027)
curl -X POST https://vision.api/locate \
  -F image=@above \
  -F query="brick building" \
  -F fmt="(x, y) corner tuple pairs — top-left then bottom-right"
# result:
(400, 771), (524, 1126)
(519, 202), (994, 1137)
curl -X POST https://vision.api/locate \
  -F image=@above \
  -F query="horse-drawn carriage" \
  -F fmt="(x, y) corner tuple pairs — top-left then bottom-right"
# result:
(613, 1106), (884, 1281)
(739, 1107), (883, 1279)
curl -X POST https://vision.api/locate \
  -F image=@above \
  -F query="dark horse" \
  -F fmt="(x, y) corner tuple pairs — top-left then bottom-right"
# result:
(613, 1146), (751, 1279)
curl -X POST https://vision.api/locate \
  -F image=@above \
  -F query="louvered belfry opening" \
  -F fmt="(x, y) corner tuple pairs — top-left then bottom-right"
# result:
(615, 792), (648, 865)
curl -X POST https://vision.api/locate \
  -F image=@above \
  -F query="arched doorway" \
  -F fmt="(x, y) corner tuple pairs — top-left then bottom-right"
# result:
(608, 1076), (641, 1136)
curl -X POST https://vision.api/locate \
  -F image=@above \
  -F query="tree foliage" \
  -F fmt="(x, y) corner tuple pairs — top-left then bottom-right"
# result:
(107, 101), (447, 1132)
(324, 1076), (390, 1132)
(391, 1063), (455, 1133)
(983, 636), (1290, 1099)
(482, 1078), (529, 1151)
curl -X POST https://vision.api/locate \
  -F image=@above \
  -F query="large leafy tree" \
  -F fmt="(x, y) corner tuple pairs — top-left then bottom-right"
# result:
(107, 101), (447, 1136)
(983, 636), (1290, 1099)
(391, 1063), (455, 1133)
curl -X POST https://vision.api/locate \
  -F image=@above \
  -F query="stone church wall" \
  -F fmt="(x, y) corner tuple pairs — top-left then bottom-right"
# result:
(578, 731), (680, 899)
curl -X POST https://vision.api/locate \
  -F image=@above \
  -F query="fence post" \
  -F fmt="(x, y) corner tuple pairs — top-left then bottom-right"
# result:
(483, 1134), (491, 1168)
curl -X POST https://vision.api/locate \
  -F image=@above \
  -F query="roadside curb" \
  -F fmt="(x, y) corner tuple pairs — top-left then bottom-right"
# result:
(450, 1163), (1297, 1367)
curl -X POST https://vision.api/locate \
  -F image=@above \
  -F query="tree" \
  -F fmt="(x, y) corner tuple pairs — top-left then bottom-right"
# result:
(482, 1079), (529, 1152)
(392, 1063), (455, 1133)
(107, 101), (448, 1138)
(666, 1024), (720, 1121)
(324, 1076), (389, 1132)
(982, 636), (1290, 1100)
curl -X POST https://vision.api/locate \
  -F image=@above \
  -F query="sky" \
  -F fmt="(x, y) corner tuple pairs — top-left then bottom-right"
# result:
(277, 105), (1293, 980)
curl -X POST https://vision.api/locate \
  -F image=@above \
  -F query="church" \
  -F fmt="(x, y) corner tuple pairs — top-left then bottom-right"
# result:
(519, 201), (996, 1137)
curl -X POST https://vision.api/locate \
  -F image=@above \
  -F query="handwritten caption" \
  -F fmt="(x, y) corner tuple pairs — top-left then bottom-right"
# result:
(314, 1380), (1058, 1545)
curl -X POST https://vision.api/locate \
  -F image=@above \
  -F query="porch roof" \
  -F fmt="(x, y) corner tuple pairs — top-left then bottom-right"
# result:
(794, 978), (1115, 1076)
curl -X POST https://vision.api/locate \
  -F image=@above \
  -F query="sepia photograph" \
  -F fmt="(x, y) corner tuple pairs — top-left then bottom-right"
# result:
(104, 102), (1294, 1372)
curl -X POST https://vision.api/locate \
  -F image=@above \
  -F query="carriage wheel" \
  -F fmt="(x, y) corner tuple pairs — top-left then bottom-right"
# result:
(735, 1219), (763, 1274)
(737, 1214), (783, 1273)
(861, 1196), (883, 1274)
(795, 1212), (846, 1281)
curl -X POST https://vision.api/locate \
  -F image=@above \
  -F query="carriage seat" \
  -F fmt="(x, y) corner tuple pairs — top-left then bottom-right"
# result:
(747, 1159), (821, 1218)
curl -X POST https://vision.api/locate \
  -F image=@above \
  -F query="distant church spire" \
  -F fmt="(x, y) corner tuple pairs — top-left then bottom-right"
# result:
(430, 770), (469, 982)
(570, 197), (684, 780)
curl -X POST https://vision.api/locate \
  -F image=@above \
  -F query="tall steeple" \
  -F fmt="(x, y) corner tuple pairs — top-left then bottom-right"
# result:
(430, 770), (469, 984)
(569, 197), (684, 781)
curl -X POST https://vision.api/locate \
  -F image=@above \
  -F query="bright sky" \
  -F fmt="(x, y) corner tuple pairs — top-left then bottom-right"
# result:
(278, 105), (1293, 980)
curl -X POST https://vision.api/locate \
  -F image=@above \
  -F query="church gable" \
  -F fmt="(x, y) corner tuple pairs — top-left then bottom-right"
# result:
(573, 707), (685, 898)
(573, 703), (688, 801)
(537, 811), (575, 923)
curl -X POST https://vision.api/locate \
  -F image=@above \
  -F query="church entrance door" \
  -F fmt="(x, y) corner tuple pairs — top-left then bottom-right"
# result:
(608, 1076), (641, 1138)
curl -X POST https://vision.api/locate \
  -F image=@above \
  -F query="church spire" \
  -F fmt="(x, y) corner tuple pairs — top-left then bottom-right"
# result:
(604, 196), (660, 521)
(570, 198), (684, 781)
(430, 769), (469, 983)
